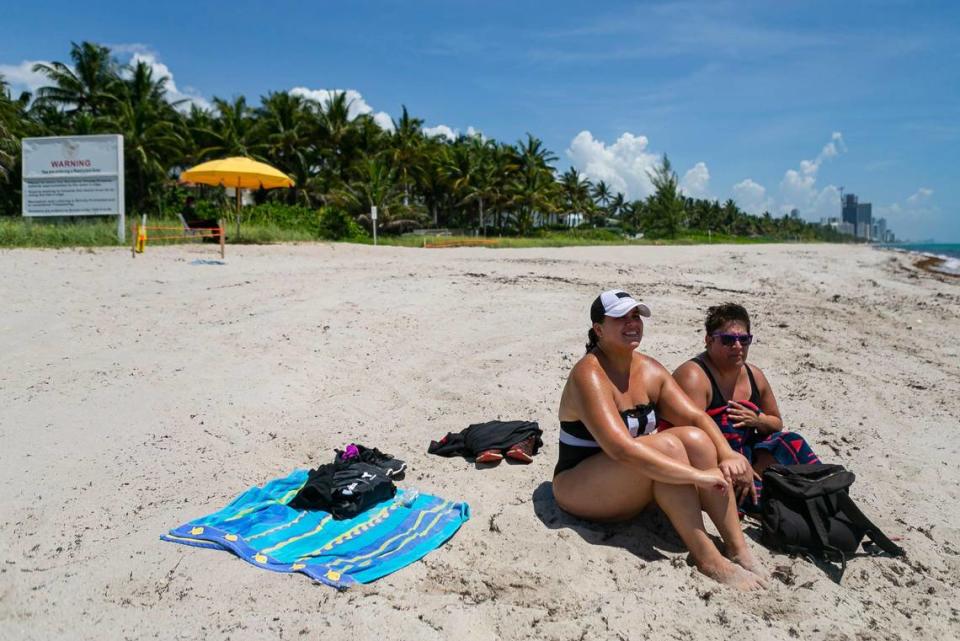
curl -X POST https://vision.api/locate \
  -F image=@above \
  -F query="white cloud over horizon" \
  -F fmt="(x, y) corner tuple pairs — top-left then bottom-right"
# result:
(732, 178), (774, 215)
(0, 46), (211, 112)
(876, 187), (939, 240)
(126, 49), (210, 111)
(0, 60), (50, 95)
(289, 87), (395, 131)
(732, 132), (846, 218)
(423, 124), (458, 139)
(565, 131), (657, 199)
(566, 130), (711, 201)
(680, 161), (711, 199)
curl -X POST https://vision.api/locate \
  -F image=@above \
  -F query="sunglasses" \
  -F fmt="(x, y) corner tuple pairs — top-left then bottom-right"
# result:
(711, 332), (753, 347)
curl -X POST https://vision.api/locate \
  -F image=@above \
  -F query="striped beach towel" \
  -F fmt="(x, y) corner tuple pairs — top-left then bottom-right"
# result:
(161, 469), (470, 589)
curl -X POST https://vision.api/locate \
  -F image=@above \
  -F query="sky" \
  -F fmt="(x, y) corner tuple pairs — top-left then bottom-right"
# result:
(2, 0), (957, 241)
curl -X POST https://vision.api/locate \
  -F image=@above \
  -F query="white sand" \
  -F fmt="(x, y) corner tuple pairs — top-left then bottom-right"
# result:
(1, 242), (958, 640)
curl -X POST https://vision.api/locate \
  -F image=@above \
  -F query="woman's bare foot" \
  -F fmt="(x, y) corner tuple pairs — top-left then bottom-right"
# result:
(700, 559), (768, 591)
(729, 548), (769, 579)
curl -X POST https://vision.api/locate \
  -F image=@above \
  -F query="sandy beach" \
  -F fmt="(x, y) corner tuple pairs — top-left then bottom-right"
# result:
(1, 242), (958, 641)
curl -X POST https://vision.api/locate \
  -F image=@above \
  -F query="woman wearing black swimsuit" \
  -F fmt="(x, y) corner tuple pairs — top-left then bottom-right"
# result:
(673, 303), (820, 511)
(552, 290), (767, 590)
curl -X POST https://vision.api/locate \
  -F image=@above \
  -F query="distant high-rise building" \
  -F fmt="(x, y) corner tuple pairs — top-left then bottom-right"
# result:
(875, 218), (887, 244)
(841, 193), (872, 238)
(790, 208), (800, 219)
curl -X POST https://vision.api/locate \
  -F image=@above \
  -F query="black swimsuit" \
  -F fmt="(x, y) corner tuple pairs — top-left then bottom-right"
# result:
(554, 402), (657, 475)
(691, 356), (761, 410)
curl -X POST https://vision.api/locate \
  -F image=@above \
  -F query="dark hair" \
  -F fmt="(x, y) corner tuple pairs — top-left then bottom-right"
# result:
(705, 302), (751, 334)
(585, 327), (599, 353)
(585, 294), (608, 352)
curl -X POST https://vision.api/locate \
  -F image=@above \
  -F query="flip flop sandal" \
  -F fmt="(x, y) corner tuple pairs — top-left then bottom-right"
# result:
(475, 449), (504, 464)
(505, 437), (536, 463)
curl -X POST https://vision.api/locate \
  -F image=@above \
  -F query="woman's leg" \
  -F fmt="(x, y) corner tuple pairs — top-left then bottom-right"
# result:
(553, 432), (764, 589)
(665, 426), (766, 577)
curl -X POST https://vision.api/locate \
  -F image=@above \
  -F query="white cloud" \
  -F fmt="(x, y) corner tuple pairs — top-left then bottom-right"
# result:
(126, 50), (210, 111)
(566, 130), (709, 201)
(732, 178), (774, 215)
(373, 112), (395, 132)
(423, 124), (458, 139)
(876, 187), (939, 239)
(906, 187), (933, 204)
(680, 161), (711, 198)
(290, 86), (395, 131)
(776, 131), (846, 218)
(0, 60), (50, 95)
(565, 131), (659, 199)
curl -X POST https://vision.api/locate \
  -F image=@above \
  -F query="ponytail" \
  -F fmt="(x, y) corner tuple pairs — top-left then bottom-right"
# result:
(585, 327), (599, 353)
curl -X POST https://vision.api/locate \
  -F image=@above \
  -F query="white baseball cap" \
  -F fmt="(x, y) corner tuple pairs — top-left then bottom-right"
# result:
(590, 290), (651, 322)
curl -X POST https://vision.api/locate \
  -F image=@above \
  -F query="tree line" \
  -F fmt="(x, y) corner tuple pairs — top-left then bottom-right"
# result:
(0, 41), (844, 241)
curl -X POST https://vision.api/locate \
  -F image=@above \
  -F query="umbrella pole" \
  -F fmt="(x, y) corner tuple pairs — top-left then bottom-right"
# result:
(235, 187), (242, 239)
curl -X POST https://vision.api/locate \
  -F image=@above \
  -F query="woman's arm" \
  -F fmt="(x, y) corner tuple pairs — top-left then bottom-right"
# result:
(569, 363), (715, 487)
(652, 360), (756, 495)
(728, 365), (783, 435)
(672, 361), (712, 411)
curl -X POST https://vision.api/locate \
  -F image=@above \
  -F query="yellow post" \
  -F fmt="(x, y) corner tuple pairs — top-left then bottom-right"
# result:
(219, 218), (225, 259)
(135, 224), (147, 253)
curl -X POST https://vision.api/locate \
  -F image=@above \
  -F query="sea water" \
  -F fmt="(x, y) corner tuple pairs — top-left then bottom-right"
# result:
(881, 243), (960, 276)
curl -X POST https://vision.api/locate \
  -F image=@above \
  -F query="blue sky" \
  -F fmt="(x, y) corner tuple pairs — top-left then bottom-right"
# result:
(2, 0), (957, 240)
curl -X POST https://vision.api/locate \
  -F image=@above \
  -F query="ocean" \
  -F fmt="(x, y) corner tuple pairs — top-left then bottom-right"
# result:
(881, 243), (960, 276)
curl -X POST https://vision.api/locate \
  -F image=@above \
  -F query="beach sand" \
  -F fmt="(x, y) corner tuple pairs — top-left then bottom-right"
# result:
(1, 242), (958, 641)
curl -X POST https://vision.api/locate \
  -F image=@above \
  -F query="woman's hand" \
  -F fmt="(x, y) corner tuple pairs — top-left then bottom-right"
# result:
(694, 469), (730, 494)
(718, 451), (759, 504)
(727, 400), (762, 429)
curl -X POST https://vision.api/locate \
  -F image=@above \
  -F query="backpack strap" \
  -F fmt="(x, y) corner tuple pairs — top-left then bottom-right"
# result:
(835, 492), (905, 557)
(805, 498), (848, 574)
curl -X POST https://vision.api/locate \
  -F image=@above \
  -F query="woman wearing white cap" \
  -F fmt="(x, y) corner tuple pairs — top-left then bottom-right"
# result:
(552, 290), (767, 590)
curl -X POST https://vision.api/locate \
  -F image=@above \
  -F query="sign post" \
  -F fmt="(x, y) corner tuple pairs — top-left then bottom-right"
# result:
(371, 205), (378, 246)
(21, 134), (125, 242)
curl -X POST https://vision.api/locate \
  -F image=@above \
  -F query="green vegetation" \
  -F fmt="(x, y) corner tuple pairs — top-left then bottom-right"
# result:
(0, 40), (851, 248)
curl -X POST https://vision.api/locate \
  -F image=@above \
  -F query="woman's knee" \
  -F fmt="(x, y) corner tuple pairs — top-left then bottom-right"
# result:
(653, 433), (689, 464)
(678, 427), (717, 461)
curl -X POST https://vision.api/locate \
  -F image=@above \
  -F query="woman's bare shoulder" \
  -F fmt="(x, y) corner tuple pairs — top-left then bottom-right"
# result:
(673, 358), (706, 380)
(634, 352), (670, 375)
(569, 352), (605, 385)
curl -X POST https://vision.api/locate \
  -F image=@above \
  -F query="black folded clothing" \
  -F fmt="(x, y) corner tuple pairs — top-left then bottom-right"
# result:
(335, 444), (407, 480)
(288, 461), (396, 519)
(428, 420), (543, 458)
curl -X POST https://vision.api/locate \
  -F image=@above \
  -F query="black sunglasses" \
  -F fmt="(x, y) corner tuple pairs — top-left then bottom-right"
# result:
(711, 332), (753, 347)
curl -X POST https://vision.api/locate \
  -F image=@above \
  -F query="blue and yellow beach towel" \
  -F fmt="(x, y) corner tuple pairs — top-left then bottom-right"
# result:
(161, 469), (470, 589)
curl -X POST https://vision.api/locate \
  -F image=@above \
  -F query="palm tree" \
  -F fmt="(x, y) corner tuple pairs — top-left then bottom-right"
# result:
(199, 96), (263, 159)
(507, 134), (558, 234)
(591, 180), (613, 226)
(256, 91), (313, 204)
(444, 135), (498, 232)
(609, 192), (626, 220)
(311, 91), (361, 184)
(558, 167), (593, 227)
(32, 41), (120, 117)
(388, 106), (424, 206)
(89, 60), (184, 212)
(331, 155), (417, 231)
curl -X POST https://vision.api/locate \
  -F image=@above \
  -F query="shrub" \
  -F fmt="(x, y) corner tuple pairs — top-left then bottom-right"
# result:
(317, 207), (367, 240)
(243, 202), (319, 232)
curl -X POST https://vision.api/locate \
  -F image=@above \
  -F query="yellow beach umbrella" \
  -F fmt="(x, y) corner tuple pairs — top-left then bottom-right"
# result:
(180, 157), (295, 238)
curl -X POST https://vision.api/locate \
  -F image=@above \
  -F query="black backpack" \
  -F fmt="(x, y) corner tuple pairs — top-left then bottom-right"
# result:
(760, 463), (904, 576)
